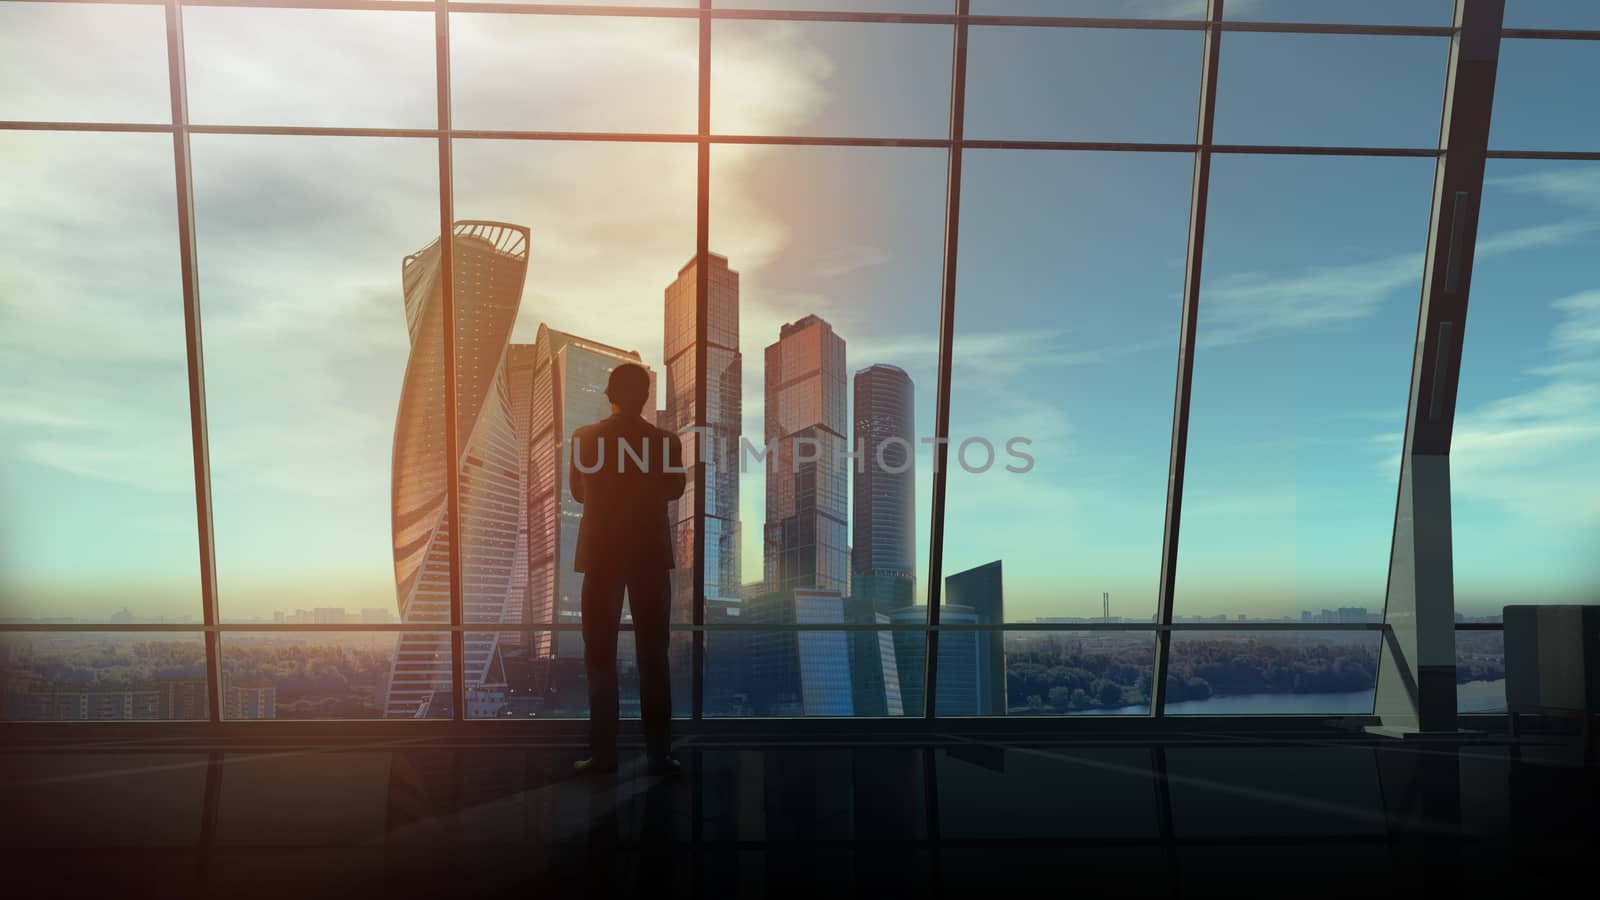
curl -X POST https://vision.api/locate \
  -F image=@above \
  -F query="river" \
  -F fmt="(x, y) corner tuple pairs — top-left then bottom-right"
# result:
(1066, 679), (1508, 716)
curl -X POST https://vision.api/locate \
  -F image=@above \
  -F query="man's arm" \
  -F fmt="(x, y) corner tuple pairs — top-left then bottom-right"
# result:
(662, 432), (687, 501)
(568, 432), (586, 505)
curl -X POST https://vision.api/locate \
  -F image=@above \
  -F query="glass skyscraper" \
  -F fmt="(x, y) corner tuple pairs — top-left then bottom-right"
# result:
(744, 587), (866, 716)
(663, 253), (743, 613)
(520, 324), (656, 665)
(764, 315), (849, 596)
(945, 561), (1006, 716)
(888, 562), (1004, 717)
(851, 363), (916, 613)
(387, 221), (530, 718)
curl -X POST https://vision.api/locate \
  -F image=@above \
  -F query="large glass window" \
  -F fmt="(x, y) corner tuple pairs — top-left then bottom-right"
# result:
(1503, 0), (1600, 29)
(450, 13), (698, 134)
(450, 138), (695, 716)
(183, 8), (437, 128)
(1176, 155), (1436, 622)
(1224, 0), (1454, 26)
(964, 27), (1203, 144)
(710, 20), (952, 138)
(5, 0), (1569, 722)
(0, 132), (201, 625)
(1454, 165), (1600, 614)
(0, 2), (171, 124)
(194, 135), (442, 627)
(1491, 37), (1600, 152)
(945, 151), (1191, 625)
(705, 144), (945, 716)
(1213, 32), (1449, 148)
(2, 632), (209, 721)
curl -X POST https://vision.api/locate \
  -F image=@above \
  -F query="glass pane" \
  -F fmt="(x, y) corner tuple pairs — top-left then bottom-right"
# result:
(192, 136), (441, 626)
(945, 151), (1190, 623)
(1176, 155), (1435, 621)
(1213, 33), (1449, 148)
(220, 630), (451, 719)
(971, 0), (1204, 16)
(1453, 161), (1600, 612)
(0, 132), (200, 625)
(451, 138), (695, 661)
(997, 630), (1156, 716)
(719, 0), (950, 10)
(1163, 630), (1380, 715)
(1504, 0), (1600, 29)
(475, 0), (695, 5)
(182, 8), (437, 128)
(706, 145), (944, 635)
(711, 21), (951, 138)
(0, 2), (171, 124)
(964, 27), (1203, 143)
(706, 628), (914, 716)
(1224, 0), (1454, 25)
(1491, 38), (1600, 152)
(1457, 629), (1506, 713)
(2, 632), (207, 720)
(451, 14), (698, 134)
(467, 630), (692, 719)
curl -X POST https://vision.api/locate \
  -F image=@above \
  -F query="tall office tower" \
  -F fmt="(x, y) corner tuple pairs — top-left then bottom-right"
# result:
(502, 345), (538, 649)
(521, 324), (656, 666)
(663, 254), (743, 608)
(387, 221), (530, 719)
(764, 315), (849, 596)
(851, 364), (916, 613)
(887, 562), (1004, 716)
(745, 589), (856, 716)
(664, 255), (743, 709)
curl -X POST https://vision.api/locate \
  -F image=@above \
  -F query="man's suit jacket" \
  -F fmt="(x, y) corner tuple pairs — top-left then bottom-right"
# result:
(568, 412), (687, 575)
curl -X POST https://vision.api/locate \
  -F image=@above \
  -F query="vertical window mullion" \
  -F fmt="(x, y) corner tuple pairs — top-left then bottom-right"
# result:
(923, 0), (971, 721)
(1151, 0), (1224, 719)
(692, 0), (712, 722)
(435, 0), (467, 721)
(163, 0), (221, 725)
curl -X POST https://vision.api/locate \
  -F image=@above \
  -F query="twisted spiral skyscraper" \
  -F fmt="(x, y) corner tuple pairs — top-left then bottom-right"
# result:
(386, 221), (530, 718)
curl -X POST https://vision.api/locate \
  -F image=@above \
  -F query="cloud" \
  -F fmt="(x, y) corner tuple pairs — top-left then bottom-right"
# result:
(1549, 289), (1600, 356)
(18, 439), (192, 495)
(817, 246), (892, 278)
(1475, 220), (1600, 257)
(0, 397), (102, 432)
(1196, 194), (1599, 352)
(0, 4), (172, 123)
(850, 328), (1172, 380)
(1450, 289), (1600, 528)
(1200, 252), (1423, 348)
(1487, 167), (1600, 211)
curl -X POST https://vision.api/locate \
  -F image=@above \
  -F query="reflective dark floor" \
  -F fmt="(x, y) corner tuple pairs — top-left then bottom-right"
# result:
(1, 724), (1595, 898)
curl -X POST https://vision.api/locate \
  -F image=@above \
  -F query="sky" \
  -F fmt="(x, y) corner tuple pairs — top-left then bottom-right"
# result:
(0, 0), (1596, 624)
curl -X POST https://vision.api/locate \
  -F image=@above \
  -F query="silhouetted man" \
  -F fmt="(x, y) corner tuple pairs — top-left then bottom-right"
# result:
(569, 362), (686, 776)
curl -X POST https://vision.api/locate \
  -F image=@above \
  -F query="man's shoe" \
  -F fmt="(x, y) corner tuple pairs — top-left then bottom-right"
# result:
(646, 755), (682, 777)
(573, 756), (618, 776)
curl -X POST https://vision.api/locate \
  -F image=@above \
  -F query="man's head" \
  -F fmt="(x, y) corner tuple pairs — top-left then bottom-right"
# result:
(604, 363), (651, 417)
